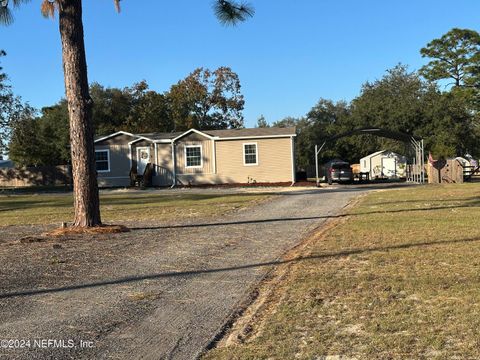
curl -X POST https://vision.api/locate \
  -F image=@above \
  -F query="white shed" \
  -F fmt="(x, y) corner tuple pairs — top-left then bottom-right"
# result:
(360, 150), (407, 179)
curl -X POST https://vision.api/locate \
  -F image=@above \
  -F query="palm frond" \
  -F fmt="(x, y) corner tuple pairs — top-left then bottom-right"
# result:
(40, 0), (56, 18)
(0, 5), (13, 25)
(11, 0), (30, 8)
(113, 0), (121, 13)
(0, 0), (30, 25)
(213, 0), (254, 26)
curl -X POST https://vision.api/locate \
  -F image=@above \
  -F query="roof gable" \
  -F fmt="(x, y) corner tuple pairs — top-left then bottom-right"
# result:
(172, 129), (216, 142)
(94, 131), (138, 145)
(94, 127), (297, 145)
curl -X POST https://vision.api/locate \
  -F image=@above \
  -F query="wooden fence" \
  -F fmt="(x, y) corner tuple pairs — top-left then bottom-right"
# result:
(0, 165), (72, 187)
(427, 159), (463, 184)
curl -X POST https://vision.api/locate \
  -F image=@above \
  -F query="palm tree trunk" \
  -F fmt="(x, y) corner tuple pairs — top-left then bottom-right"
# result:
(58, 0), (101, 227)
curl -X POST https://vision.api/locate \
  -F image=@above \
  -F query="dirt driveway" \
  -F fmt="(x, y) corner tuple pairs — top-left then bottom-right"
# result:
(0, 186), (384, 359)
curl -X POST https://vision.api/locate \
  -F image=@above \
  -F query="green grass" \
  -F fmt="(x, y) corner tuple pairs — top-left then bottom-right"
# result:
(205, 183), (480, 360)
(0, 191), (269, 226)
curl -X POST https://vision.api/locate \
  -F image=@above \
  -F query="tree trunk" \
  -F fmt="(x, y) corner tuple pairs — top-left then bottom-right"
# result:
(58, 0), (101, 227)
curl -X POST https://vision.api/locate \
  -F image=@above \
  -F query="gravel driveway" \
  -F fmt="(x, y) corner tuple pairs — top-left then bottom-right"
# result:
(0, 186), (375, 359)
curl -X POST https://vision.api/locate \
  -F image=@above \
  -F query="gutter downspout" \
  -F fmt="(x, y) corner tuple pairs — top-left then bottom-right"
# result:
(290, 136), (295, 186)
(154, 143), (158, 177)
(212, 139), (217, 174)
(129, 144), (133, 170)
(170, 140), (176, 188)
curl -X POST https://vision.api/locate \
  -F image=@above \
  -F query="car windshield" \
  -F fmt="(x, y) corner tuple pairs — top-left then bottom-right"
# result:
(332, 163), (350, 170)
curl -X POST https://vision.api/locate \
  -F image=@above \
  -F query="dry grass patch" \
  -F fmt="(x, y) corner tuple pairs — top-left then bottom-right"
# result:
(0, 192), (269, 227)
(205, 183), (480, 360)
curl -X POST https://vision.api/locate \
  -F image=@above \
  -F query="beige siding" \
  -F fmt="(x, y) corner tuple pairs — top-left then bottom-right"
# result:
(175, 133), (213, 175)
(214, 137), (293, 184)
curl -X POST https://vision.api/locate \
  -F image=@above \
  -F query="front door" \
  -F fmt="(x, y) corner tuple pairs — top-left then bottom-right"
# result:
(136, 147), (150, 175)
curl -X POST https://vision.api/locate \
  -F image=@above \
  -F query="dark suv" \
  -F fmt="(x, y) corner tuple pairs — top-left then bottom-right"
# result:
(325, 161), (353, 185)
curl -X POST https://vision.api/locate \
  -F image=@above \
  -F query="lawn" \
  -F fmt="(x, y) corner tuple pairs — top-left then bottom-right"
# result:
(0, 191), (269, 226)
(205, 183), (480, 360)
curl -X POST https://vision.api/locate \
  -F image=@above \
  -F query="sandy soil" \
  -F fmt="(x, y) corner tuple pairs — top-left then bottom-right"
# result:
(0, 185), (384, 359)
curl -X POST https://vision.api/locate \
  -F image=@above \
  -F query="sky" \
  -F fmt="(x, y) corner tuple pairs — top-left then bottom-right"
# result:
(1, 0), (480, 128)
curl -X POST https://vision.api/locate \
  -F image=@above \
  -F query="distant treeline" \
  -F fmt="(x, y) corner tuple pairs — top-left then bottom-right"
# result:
(265, 28), (480, 168)
(267, 64), (479, 169)
(5, 28), (480, 168)
(8, 67), (245, 166)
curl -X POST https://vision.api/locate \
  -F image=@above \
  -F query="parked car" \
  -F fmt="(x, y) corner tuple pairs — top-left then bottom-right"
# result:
(325, 160), (353, 185)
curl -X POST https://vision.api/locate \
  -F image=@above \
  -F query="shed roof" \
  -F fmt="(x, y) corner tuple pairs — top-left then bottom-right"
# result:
(360, 150), (386, 160)
(360, 150), (406, 161)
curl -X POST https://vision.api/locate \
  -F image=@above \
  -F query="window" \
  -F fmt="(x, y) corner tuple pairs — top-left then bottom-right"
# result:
(185, 145), (202, 168)
(243, 143), (258, 165)
(95, 149), (110, 172)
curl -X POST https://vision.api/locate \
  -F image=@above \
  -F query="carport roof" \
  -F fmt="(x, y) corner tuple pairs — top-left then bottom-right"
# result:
(326, 127), (421, 143)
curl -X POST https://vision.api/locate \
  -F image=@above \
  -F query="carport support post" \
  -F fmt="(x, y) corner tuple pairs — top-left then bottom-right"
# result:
(418, 144), (421, 183)
(411, 138), (423, 184)
(421, 139), (425, 184)
(413, 157), (417, 183)
(411, 139), (416, 183)
(314, 141), (326, 187)
(417, 141), (421, 183)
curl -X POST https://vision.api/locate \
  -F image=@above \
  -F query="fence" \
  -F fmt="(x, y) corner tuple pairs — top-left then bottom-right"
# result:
(0, 165), (72, 187)
(427, 159), (463, 184)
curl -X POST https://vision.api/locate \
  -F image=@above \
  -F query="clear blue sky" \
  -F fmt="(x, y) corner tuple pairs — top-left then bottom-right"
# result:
(1, 0), (479, 127)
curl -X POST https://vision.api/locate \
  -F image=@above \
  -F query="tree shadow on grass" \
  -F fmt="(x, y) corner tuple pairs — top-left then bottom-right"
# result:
(2, 235), (480, 300)
(368, 196), (480, 206)
(130, 202), (480, 231)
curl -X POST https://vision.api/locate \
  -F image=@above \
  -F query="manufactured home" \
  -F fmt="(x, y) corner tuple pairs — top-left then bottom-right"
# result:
(94, 127), (296, 187)
(360, 150), (407, 179)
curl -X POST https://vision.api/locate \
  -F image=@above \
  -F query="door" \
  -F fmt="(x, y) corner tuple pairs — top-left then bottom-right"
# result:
(383, 157), (396, 178)
(136, 147), (150, 175)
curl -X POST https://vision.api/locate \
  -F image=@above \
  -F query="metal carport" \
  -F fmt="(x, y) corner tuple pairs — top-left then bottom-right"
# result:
(314, 127), (425, 185)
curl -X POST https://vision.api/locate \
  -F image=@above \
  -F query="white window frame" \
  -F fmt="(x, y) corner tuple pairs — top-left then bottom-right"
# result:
(95, 149), (110, 173)
(243, 142), (258, 166)
(185, 145), (203, 169)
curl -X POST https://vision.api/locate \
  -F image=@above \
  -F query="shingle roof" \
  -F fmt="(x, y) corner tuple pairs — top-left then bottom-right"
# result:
(95, 127), (296, 144)
(136, 132), (184, 140)
(139, 127), (296, 140)
(204, 127), (296, 138)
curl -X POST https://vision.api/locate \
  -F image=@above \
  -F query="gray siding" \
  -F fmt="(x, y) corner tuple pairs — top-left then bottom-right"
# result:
(96, 144), (131, 180)
(175, 133), (214, 175)
(154, 143), (174, 186)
